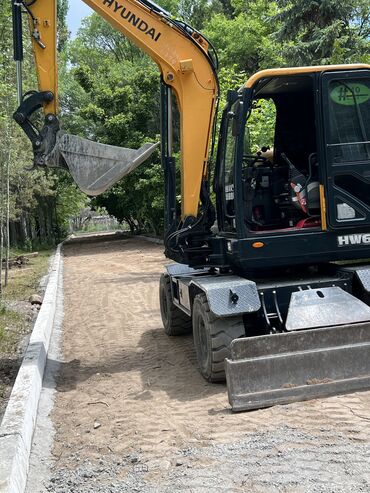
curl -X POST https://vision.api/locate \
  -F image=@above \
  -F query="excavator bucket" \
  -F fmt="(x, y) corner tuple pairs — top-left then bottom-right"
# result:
(45, 132), (159, 196)
(226, 322), (370, 412)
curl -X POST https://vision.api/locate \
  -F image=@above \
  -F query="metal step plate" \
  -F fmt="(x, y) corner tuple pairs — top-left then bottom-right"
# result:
(285, 287), (370, 331)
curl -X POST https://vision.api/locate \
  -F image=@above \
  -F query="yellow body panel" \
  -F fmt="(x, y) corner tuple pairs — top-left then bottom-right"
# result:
(28, 0), (219, 219)
(28, 1), (58, 114)
(319, 185), (327, 231)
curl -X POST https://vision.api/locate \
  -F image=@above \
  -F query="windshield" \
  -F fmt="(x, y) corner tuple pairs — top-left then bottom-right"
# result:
(328, 79), (370, 162)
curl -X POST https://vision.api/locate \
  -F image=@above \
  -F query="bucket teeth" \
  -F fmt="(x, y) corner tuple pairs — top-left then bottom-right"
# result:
(45, 132), (159, 196)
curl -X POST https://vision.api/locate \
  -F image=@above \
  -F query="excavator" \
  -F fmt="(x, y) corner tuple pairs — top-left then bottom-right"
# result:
(12, 0), (370, 411)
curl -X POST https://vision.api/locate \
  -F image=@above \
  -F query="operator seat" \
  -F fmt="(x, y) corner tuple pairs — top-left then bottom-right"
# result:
(286, 152), (320, 215)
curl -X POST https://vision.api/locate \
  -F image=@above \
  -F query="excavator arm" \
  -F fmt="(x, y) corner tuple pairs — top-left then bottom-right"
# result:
(12, 0), (219, 221)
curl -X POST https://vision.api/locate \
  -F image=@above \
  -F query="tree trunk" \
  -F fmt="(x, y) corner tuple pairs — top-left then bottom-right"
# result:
(38, 205), (46, 244)
(45, 200), (54, 244)
(9, 221), (17, 248)
(0, 224), (3, 299)
(5, 145), (10, 286)
(125, 217), (136, 235)
(30, 215), (38, 244)
(0, 157), (4, 299)
(20, 211), (29, 247)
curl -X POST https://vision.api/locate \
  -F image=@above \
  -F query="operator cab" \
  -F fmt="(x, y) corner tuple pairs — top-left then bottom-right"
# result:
(216, 66), (370, 241)
(242, 74), (320, 233)
(218, 73), (321, 234)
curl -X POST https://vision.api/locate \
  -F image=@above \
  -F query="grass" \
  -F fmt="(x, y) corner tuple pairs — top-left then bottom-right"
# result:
(0, 306), (24, 354)
(2, 249), (53, 302)
(0, 248), (53, 355)
(0, 384), (6, 400)
(0, 248), (53, 416)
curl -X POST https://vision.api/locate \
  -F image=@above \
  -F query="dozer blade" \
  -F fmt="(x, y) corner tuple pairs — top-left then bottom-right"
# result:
(226, 322), (370, 412)
(45, 132), (159, 196)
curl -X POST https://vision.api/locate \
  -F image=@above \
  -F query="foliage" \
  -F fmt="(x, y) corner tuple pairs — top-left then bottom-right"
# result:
(0, 250), (52, 363)
(61, 14), (164, 234)
(0, 0), (88, 252)
(247, 99), (277, 153)
(205, 0), (283, 74)
(0, 309), (23, 354)
(275, 0), (370, 65)
(57, 0), (70, 52)
(2, 250), (53, 301)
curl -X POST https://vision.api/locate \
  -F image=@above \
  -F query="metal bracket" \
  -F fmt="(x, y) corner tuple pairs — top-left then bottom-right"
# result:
(260, 290), (284, 334)
(13, 90), (58, 166)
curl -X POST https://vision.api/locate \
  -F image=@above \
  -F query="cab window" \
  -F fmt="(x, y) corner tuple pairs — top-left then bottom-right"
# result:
(328, 79), (370, 163)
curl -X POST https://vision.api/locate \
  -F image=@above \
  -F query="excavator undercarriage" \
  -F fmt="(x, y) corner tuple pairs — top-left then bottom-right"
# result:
(163, 261), (370, 411)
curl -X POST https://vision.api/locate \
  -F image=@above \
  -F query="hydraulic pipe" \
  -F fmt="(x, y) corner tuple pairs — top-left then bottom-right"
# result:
(167, 87), (173, 158)
(12, 0), (24, 105)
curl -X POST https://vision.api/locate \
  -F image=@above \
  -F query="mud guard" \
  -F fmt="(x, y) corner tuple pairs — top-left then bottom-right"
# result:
(226, 322), (370, 412)
(189, 276), (261, 317)
(165, 264), (261, 318)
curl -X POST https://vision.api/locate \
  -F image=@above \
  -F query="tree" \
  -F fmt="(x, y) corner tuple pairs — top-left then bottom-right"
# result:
(0, 0), (89, 250)
(61, 14), (165, 234)
(275, 0), (370, 65)
(175, 1), (227, 29)
(57, 0), (70, 52)
(204, 0), (283, 75)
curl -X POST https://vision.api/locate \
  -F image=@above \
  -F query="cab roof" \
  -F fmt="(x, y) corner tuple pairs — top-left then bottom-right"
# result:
(245, 64), (370, 90)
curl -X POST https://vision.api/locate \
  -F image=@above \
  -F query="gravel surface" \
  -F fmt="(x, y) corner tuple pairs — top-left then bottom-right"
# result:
(45, 426), (370, 493)
(26, 236), (370, 492)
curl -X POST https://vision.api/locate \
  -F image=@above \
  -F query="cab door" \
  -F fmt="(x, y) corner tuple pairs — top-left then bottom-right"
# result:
(322, 70), (370, 228)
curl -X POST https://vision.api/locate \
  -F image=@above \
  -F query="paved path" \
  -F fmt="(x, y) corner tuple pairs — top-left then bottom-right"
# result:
(27, 236), (370, 492)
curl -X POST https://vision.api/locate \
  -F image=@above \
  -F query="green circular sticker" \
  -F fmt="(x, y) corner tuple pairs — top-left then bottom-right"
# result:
(330, 82), (370, 106)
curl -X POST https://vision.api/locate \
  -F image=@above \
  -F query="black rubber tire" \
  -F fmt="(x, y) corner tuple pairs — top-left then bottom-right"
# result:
(159, 273), (192, 336)
(192, 293), (245, 382)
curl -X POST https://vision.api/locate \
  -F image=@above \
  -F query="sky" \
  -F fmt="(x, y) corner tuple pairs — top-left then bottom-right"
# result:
(67, 3), (93, 38)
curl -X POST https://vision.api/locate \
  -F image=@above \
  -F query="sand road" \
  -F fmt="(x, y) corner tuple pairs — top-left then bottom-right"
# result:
(27, 235), (370, 492)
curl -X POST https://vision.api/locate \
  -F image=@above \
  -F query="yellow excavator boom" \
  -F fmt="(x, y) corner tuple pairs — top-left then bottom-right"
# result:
(24, 0), (219, 219)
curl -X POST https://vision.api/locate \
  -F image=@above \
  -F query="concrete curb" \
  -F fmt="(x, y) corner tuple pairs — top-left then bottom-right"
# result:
(0, 245), (63, 493)
(136, 235), (164, 245)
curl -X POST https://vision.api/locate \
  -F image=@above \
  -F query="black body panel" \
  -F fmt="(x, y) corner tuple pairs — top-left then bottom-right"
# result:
(227, 229), (370, 271)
